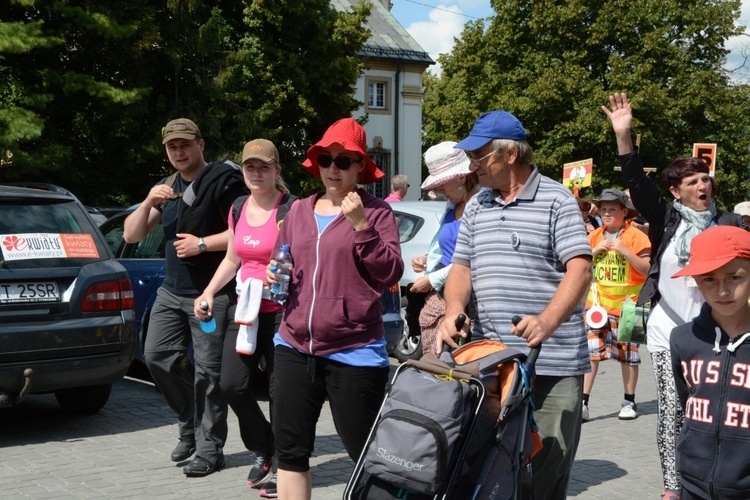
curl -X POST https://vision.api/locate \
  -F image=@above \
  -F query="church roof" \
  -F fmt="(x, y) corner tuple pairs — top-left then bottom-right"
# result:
(331, 0), (434, 65)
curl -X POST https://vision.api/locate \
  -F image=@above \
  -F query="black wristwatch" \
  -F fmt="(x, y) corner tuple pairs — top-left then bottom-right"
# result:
(198, 237), (207, 253)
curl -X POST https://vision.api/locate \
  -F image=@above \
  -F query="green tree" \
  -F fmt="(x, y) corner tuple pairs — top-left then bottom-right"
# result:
(0, 0), (371, 205)
(214, 0), (371, 195)
(424, 0), (750, 209)
(0, 0), (165, 204)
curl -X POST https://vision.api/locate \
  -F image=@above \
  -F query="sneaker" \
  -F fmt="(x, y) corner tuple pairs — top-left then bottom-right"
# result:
(259, 473), (277, 498)
(170, 437), (196, 462)
(618, 400), (638, 420)
(581, 402), (590, 422)
(246, 451), (273, 487)
(183, 454), (225, 477)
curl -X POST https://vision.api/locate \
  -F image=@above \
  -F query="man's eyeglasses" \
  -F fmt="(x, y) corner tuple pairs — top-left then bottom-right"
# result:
(468, 149), (500, 164)
(317, 153), (362, 170)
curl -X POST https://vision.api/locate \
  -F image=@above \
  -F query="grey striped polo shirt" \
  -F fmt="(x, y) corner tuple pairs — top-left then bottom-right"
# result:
(453, 165), (592, 376)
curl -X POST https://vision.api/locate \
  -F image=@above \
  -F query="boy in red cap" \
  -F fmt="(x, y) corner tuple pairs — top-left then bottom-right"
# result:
(670, 225), (750, 500)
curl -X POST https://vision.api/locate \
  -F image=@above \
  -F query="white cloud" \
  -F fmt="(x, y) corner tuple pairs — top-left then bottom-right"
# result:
(405, 5), (467, 75)
(725, 0), (750, 81)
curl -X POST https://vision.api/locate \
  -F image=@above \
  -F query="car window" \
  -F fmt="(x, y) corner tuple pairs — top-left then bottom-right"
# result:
(100, 214), (127, 255)
(0, 198), (108, 267)
(130, 225), (165, 259)
(393, 212), (425, 244)
(2, 202), (84, 234)
(99, 213), (165, 259)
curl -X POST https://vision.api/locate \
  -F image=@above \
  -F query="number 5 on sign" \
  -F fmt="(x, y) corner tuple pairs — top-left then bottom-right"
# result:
(693, 143), (717, 177)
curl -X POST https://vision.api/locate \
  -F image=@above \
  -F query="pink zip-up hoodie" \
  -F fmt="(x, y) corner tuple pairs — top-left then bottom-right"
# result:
(273, 189), (403, 356)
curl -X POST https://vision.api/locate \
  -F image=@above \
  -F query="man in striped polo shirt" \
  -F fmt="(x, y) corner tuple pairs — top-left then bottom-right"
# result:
(438, 110), (592, 500)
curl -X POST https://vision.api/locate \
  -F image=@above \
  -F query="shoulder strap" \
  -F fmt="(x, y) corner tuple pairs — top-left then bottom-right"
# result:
(163, 172), (179, 188)
(275, 193), (298, 227)
(231, 193), (297, 230)
(158, 172), (180, 210)
(230, 195), (250, 230)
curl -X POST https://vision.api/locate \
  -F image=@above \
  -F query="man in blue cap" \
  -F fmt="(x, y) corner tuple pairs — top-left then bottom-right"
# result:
(438, 110), (592, 499)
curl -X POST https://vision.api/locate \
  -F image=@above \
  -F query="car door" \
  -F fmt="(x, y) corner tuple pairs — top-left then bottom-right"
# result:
(99, 211), (166, 362)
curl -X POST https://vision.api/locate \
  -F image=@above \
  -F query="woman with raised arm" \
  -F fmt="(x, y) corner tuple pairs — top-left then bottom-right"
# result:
(603, 93), (747, 500)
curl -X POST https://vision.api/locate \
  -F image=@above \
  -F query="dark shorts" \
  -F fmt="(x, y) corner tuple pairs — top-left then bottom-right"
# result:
(272, 345), (389, 472)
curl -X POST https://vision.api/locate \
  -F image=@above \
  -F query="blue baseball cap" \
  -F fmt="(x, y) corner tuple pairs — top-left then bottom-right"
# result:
(455, 110), (527, 151)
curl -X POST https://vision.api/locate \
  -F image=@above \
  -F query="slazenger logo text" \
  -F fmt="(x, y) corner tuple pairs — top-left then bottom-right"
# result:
(376, 448), (424, 472)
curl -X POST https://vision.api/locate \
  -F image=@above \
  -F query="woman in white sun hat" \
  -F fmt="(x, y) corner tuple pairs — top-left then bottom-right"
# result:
(409, 141), (480, 356)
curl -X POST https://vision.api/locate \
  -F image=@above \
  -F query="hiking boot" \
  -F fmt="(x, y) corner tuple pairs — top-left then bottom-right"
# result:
(183, 454), (225, 477)
(259, 473), (277, 498)
(246, 450), (273, 487)
(170, 437), (196, 462)
(581, 402), (590, 422)
(618, 400), (638, 420)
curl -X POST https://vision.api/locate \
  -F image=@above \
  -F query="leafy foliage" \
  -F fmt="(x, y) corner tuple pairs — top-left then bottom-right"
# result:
(424, 0), (750, 208)
(0, 0), (370, 205)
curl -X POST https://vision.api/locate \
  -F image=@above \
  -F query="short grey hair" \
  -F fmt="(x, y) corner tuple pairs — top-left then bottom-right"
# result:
(489, 138), (533, 166)
(392, 174), (409, 191)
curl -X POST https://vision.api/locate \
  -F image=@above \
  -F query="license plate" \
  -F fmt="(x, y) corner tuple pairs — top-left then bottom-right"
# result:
(0, 282), (60, 304)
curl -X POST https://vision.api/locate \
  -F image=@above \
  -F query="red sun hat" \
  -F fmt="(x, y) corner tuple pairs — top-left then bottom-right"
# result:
(302, 118), (384, 184)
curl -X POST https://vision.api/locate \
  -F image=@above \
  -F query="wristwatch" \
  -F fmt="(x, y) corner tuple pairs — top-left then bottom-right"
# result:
(198, 237), (207, 253)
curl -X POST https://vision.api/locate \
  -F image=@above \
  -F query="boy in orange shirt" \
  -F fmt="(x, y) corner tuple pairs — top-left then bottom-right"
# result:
(583, 189), (651, 420)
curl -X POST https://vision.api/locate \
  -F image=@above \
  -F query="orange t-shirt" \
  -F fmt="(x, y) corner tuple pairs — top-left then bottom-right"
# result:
(585, 224), (651, 316)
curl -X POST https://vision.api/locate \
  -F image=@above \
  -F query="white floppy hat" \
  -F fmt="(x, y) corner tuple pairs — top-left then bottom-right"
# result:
(734, 201), (750, 217)
(421, 141), (473, 190)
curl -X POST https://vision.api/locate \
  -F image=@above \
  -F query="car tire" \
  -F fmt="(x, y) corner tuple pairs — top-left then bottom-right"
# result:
(55, 383), (112, 414)
(394, 308), (423, 362)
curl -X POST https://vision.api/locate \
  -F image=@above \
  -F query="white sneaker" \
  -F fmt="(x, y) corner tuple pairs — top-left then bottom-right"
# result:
(618, 400), (638, 420)
(581, 402), (590, 421)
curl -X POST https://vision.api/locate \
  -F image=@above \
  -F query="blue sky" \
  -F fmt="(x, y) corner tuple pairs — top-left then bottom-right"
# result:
(389, 0), (750, 80)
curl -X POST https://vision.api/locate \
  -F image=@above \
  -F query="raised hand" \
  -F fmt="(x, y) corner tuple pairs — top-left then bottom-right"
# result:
(601, 92), (635, 154)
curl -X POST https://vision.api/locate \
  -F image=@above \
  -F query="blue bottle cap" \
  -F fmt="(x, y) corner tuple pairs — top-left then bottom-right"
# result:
(200, 316), (216, 334)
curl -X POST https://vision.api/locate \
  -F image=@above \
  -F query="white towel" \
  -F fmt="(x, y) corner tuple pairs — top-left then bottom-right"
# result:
(234, 271), (264, 355)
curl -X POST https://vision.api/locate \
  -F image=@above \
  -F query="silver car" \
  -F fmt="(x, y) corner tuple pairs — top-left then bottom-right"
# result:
(389, 201), (446, 361)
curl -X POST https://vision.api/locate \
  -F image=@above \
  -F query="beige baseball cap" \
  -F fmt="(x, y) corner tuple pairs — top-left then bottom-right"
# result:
(162, 118), (201, 144)
(242, 139), (280, 165)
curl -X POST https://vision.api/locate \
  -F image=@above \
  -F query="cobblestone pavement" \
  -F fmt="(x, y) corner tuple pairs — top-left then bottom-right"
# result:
(0, 353), (663, 499)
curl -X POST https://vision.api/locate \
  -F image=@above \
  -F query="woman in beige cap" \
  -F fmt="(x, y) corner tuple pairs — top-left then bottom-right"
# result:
(195, 139), (296, 495)
(410, 141), (480, 356)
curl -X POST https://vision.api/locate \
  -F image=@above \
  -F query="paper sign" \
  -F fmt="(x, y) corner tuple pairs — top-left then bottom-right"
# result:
(692, 143), (717, 177)
(563, 158), (593, 188)
(1, 233), (99, 261)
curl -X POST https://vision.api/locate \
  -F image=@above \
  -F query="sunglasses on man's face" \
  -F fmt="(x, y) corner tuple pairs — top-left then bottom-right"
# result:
(317, 153), (362, 170)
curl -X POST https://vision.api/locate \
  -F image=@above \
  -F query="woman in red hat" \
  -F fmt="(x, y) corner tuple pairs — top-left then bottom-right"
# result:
(266, 118), (403, 499)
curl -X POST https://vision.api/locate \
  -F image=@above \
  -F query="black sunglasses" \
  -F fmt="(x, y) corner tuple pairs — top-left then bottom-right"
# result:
(317, 153), (362, 170)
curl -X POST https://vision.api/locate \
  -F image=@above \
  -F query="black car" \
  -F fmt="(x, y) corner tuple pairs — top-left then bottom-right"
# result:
(0, 185), (135, 413)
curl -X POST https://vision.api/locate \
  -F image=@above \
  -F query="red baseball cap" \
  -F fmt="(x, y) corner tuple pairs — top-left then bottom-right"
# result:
(672, 226), (750, 278)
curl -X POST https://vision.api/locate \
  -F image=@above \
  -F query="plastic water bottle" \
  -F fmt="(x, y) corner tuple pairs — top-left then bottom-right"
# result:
(199, 301), (216, 334)
(270, 244), (292, 304)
